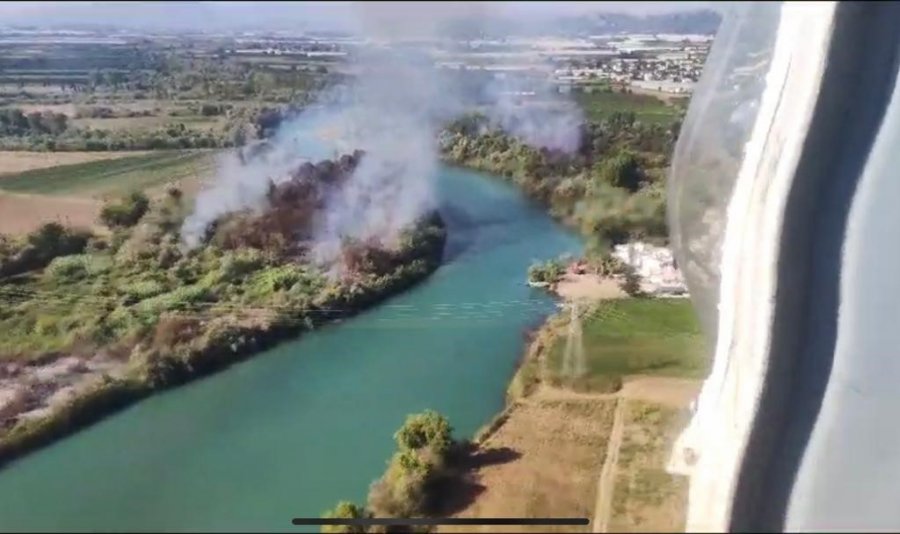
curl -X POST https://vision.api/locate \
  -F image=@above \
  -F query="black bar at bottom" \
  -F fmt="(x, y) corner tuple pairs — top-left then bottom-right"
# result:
(293, 517), (590, 526)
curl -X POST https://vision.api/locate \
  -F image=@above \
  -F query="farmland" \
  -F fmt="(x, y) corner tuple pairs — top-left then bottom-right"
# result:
(575, 89), (683, 124)
(443, 297), (705, 533)
(0, 150), (150, 175)
(0, 151), (215, 198)
(0, 192), (100, 235)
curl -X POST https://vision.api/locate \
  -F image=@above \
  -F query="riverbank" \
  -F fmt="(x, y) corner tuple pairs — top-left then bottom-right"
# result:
(0, 212), (447, 470)
(444, 295), (704, 533)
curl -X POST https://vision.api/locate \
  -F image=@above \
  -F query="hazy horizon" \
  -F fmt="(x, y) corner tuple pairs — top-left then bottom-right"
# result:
(0, 1), (720, 33)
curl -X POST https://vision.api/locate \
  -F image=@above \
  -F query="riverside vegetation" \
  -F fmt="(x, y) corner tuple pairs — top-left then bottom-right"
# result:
(321, 410), (466, 534)
(441, 109), (677, 255)
(0, 151), (447, 467)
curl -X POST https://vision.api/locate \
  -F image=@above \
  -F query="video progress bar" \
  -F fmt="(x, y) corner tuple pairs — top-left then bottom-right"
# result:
(293, 517), (590, 526)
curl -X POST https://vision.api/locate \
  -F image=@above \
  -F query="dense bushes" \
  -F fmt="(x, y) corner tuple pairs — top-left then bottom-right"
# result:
(44, 254), (110, 282)
(441, 111), (674, 250)
(527, 258), (566, 285)
(0, 223), (90, 278)
(2, 191), (437, 358)
(100, 191), (150, 228)
(0, 108), (68, 136)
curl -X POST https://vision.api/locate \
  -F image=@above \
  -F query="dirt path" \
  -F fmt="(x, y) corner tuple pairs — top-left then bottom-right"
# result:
(593, 398), (626, 533)
(530, 377), (700, 407)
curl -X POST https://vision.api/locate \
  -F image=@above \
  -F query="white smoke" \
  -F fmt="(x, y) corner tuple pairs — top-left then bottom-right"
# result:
(481, 74), (584, 153)
(181, 147), (299, 249)
(181, 1), (584, 258)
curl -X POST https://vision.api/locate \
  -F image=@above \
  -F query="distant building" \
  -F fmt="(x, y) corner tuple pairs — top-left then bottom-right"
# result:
(613, 242), (688, 296)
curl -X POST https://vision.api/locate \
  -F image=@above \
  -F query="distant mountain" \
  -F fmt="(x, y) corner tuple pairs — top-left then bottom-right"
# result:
(439, 8), (723, 40)
(559, 9), (723, 36)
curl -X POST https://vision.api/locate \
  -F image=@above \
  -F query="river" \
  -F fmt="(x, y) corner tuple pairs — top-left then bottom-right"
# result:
(0, 165), (582, 532)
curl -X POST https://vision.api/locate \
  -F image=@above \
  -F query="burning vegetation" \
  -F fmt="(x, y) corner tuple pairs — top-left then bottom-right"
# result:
(0, 148), (446, 466)
(208, 150), (365, 255)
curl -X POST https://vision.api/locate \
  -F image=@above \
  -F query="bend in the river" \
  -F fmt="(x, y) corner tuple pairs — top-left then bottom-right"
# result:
(0, 141), (582, 532)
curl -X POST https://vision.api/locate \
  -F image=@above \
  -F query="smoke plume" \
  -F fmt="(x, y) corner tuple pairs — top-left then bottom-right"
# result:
(181, 1), (584, 261)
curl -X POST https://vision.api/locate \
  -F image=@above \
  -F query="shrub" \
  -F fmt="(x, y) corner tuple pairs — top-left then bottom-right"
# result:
(527, 258), (565, 285)
(85, 236), (110, 253)
(246, 265), (311, 297)
(45, 254), (109, 281)
(125, 280), (166, 301)
(136, 284), (209, 317)
(152, 315), (202, 351)
(321, 501), (370, 534)
(100, 192), (150, 228)
(218, 249), (264, 283)
(620, 265), (644, 297)
(199, 103), (223, 117)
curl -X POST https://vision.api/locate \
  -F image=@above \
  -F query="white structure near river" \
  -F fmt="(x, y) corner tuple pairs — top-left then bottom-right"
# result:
(612, 241), (688, 296)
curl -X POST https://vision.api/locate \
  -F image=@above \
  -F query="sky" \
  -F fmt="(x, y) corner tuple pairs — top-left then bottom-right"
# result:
(0, 1), (718, 32)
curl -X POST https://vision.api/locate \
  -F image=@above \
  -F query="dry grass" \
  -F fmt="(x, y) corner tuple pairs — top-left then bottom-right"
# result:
(12, 103), (79, 117)
(0, 150), (150, 176)
(441, 399), (616, 533)
(609, 400), (691, 533)
(0, 192), (100, 235)
(72, 115), (226, 132)
(619, 376), (700, 408)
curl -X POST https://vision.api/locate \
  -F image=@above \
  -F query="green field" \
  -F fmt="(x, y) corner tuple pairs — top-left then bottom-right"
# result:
(548, 298), (705, 392)
(575, 90), (681, 124)
(0, 151), (215, 197)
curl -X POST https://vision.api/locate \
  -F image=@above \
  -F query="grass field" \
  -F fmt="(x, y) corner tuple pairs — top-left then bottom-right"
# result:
(0, 150), (215, 197)
(575, 90), (682, 124)
(547, 298), (705, 393)
(610, 400), (690, 532)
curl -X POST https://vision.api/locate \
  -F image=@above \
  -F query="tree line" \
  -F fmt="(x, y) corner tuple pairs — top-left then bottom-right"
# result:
(441, 110), (678, 255)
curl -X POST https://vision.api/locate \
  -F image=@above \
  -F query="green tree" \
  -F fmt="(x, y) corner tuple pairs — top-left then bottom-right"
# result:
(596, 150), (642, 192)
(321, 501), (370, 534)
(394, 410), (452, 456)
